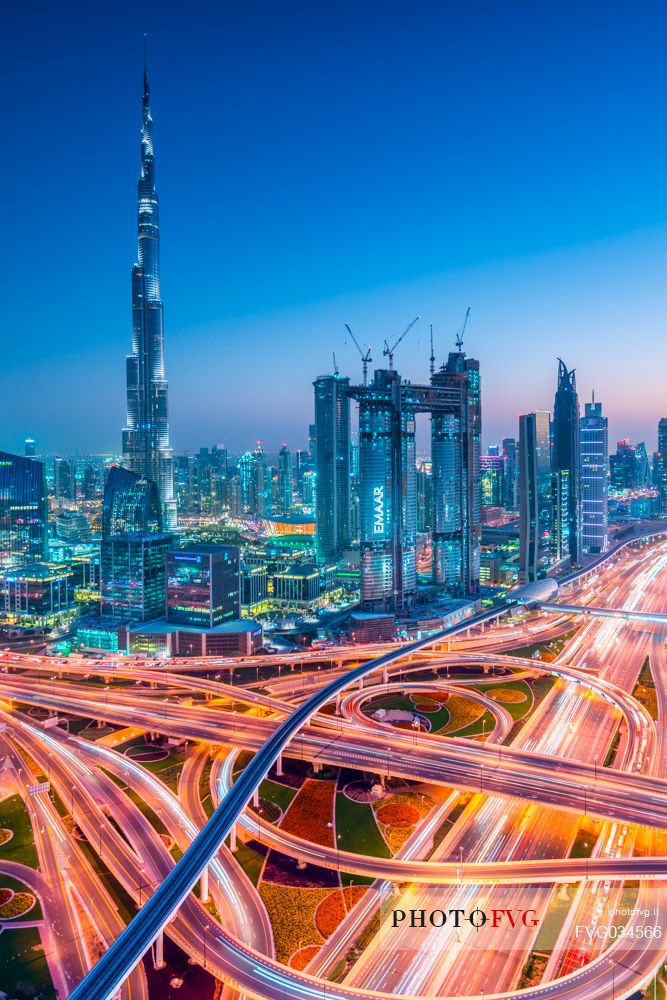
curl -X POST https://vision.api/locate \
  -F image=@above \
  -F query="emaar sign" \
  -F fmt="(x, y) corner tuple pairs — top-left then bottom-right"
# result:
(373, 485), (385, 534)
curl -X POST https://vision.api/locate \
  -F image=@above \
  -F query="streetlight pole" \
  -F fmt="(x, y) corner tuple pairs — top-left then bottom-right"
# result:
(138, 867), (145, 907)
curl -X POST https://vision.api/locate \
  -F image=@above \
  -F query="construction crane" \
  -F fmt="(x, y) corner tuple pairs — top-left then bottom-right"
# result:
(456, 307), (471, 351)
(332, 352), (339, 376)
(344, 323), (372, 385)
(383, 315), (420, 370)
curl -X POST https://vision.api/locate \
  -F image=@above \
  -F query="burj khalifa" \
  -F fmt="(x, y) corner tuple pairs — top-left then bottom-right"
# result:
(122, 51), (177, 528)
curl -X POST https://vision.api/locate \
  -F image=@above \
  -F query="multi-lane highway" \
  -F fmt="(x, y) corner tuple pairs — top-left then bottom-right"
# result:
(3, 532), (667, 1000)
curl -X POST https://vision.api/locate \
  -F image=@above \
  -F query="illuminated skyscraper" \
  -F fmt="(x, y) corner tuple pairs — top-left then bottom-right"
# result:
(0, 452), (48, 570)
(102, 466), (163, 539)
(54, 458), (76, 501)
(480, 453), (504, 507)
(277, 445), (293, 514)
(167, 545), (240, 627)
(658, 419), (667, 515)
(122, 52), (176, 528)
(100, 533), (171, 622)
(431, 349), (481, 596)
(553, 359), (580, 564)
(356, 369), (416, 610)
(518, 411), (552, 582)
(502, 437), (518, 509)
(314, 374), (351, 560)
(580, 396), (608, 553)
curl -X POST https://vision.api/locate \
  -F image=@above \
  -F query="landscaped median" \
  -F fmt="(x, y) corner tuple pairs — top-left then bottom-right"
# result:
(0, 887), (36, 919)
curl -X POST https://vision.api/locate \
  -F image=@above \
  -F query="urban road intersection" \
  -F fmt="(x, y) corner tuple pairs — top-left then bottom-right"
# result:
(2, 537), (667, 999)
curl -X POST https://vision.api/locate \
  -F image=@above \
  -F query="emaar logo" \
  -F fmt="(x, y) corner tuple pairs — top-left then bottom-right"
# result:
(373, 486), (385, 534)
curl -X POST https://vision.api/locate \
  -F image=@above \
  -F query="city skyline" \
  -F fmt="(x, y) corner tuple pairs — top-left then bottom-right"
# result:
(3, 3), (667, 454)
(5, 8), (667, 1000)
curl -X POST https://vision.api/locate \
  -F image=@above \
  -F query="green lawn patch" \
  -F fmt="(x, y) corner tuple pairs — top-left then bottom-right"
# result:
(0, 795), (38, 869)
(0, 925), (55, 998)
(259, 779), (297, 812)
(231, 841), (265, 885)
(336, 794), (390, 858)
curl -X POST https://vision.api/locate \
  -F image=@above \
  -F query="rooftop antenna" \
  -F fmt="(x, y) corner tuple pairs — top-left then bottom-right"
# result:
(383, 315), (420, 370)
(429, 323), (435, 376)
(456, 307), (470, 352)
(344, 323), (372, 385)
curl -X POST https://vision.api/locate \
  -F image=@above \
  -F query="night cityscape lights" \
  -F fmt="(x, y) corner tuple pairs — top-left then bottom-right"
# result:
(4, 10), (667, 1000)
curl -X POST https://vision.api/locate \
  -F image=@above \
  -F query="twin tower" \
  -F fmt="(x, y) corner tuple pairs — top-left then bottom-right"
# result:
(315, 348), (481, 613)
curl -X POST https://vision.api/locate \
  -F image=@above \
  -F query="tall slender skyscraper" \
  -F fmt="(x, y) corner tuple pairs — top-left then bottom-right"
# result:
(580, 395), (608, 553)
(518, 411), (551, 582)
(122, 49), (176, 528)
(431, 348), (482, 596)
(314, 374), (351, 561)
(552, 359), (580, 564)
(657, 419), (667, 516)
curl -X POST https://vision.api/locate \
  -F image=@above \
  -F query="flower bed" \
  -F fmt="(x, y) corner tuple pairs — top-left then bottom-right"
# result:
(410, 699), (440, 713)
(373, 792), (433, 854)
(343, 885), (367, 909)
(489, 688), (528, 703)
(438, 695), (484, 734)
(376, 803), (420, 828)
(290, 945), (320, 970)
(281, 779), (335, 846)
(0, 829), (12, 847)
(315, 890), (346, 936)
(259, 883), (329, 963)
(0, 891), (35, 919)
(343, 780), (380, 803)
(0, 888), (12, 905)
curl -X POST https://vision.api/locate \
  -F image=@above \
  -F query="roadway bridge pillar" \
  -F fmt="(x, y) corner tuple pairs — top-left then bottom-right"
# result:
(358, 675), (364, 690)
(154, 930), (165, 969)
(335, 692), (341, 715)
(230, 825), (237, 852)
(200, 866), (209, 903)
(383, 668), (389, 684)
(313, 761), (322, 774)
(276, 753), (284, 776)
(252, 786), (259, 807)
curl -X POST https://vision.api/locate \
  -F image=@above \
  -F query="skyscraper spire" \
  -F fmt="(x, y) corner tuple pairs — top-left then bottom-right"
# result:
(122, 45), (176, 529)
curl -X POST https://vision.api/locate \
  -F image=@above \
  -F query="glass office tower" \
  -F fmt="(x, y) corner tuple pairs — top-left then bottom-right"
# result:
(102, 466), (163, 538)
(100, 533), (171, 622)
(0, 452), (48, 570)
(519, 411), (552, 582)
(166, 545), (240, 627)
(122, 57), (176, 528)
(314, 374), (351, 560)
(580, 396), (608, 553)
(553, 359), (581, 564)
(357, 370), (416, 611)
(658, 418), (667, 516)
(431, 350), (482, 595)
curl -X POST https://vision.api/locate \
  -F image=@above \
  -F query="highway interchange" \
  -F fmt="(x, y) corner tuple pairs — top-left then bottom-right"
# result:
(2, 534), (667, 999)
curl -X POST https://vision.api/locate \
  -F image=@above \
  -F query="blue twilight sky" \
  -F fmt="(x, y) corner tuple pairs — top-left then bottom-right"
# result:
(1, 0), (667, 457)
